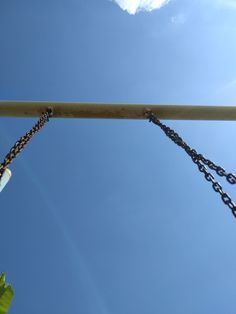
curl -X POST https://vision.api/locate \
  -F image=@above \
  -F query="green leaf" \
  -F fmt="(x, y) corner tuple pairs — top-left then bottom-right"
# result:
(0, 274), (5, 285)
(0, 273), (14, 314)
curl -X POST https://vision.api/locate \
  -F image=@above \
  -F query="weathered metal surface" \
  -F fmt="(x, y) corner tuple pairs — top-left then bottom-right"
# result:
(0, 101), (236, 120)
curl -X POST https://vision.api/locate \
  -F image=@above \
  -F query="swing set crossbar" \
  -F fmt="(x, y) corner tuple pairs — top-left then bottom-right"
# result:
(0, 101), (236, 120)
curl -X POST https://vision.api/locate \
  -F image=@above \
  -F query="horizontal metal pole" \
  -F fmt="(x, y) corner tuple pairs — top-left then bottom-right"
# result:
(0, 101), (236, 120)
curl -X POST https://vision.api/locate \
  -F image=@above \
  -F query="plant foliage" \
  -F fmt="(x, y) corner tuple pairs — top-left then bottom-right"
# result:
(0, 273), (14, 314)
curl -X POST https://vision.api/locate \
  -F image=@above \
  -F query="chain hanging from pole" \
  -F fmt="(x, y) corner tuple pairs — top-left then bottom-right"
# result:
(146, 110), (236, 218)
(0, 108), (53, 190)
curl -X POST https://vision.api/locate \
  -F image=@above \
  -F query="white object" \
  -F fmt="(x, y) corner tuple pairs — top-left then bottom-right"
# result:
(0, 168), (12, 192)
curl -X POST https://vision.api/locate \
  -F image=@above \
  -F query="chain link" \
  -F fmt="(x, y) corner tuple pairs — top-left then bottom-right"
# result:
(146, 111), (236, 218)
(2, 107), (235, 217)
(0, 108), (53, 178)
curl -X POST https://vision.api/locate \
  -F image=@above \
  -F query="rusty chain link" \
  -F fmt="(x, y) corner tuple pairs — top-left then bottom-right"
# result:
(146, 110), (236, 218)
(0, 108), (53, 178)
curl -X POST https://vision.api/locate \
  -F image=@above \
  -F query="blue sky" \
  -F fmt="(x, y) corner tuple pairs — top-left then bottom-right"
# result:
(1, 0), (236, 313)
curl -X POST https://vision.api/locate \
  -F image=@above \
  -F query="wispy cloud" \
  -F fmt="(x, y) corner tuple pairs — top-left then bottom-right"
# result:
(216, 0), (236, 9)
(171, 13), (187, 25)
(112, 0), (171, 15)
(217, 79), (236, 96)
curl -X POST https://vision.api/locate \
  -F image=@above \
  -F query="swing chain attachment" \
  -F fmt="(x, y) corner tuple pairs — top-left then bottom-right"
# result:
(0, 107), (53, 179)
(145, 110), (236, 218)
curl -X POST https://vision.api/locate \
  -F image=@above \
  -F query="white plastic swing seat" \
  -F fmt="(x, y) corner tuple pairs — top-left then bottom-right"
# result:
(0, 168), (12, 192)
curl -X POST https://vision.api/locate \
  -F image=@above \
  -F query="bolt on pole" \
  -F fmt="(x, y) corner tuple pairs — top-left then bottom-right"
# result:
(0, 101), (236, 120)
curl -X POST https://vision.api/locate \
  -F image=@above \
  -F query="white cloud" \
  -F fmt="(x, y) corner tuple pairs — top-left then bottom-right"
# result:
(112, 0), (171, 15)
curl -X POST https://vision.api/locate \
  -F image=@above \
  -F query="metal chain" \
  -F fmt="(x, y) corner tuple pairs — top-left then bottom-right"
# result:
(146, 111), (236, 218)
(0, 108), (53, 178)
